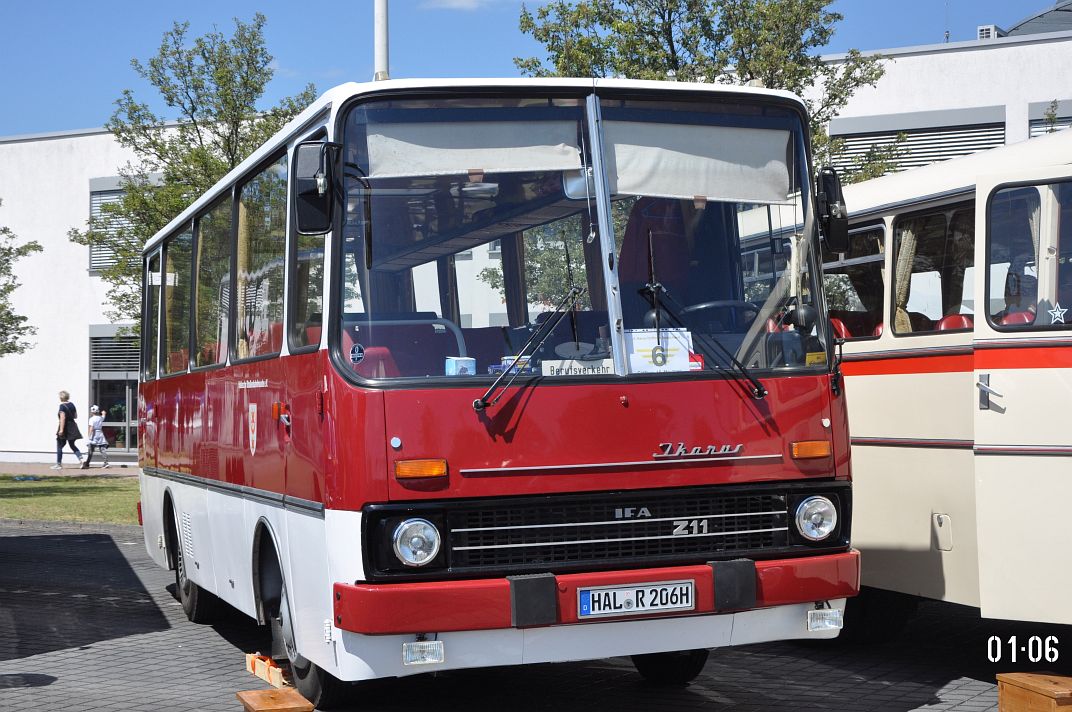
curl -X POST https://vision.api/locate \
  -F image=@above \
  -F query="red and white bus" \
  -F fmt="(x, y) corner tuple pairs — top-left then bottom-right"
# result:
(139, 78), (858, 706)
(827, 128), (1072, 635)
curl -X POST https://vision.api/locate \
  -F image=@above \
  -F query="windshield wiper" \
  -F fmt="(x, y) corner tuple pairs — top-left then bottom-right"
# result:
(640, 284), (768, 400)
(473, 285), (587, 412)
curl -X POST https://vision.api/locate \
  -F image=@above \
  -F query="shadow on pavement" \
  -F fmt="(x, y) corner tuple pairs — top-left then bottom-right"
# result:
(0, 533), (170, 661)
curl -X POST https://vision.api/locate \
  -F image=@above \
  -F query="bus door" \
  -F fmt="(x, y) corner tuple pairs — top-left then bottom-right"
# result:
(973, 166), (1072, 625)
(281, 229), (330, 506)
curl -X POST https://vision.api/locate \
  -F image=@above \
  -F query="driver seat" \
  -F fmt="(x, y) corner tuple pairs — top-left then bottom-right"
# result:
(618, 198), (689, 328)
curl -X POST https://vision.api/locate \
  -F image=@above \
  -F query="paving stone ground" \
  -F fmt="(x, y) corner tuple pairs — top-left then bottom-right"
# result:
(0, 519), (1069, 711)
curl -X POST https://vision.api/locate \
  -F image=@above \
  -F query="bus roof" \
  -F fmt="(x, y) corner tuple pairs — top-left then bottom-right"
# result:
(141, 78), (806, 254)
(843, 128), (1072, 221)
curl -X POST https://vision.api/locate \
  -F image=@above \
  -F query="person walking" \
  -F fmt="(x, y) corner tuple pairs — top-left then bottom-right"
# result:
(53, 390), (83, 470)
(81, 404), (109, 469)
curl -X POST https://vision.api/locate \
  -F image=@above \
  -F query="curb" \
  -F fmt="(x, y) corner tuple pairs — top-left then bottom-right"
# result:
(0, 517), (142, 536)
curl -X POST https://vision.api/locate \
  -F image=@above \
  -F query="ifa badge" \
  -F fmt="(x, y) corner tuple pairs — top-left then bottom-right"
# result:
(248, 403), (257, 456)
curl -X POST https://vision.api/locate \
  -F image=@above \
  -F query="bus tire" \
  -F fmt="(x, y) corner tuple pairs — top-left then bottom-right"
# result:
(271, 575), (351, 709)
(631, 649), (710, 685)
(171, 515), (221, 624)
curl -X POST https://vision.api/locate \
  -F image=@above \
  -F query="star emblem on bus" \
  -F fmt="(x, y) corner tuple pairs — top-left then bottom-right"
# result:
(1049, 302), (1067, 324)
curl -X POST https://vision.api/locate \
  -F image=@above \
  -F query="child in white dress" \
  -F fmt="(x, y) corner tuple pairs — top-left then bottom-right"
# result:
(81, 405), (110, 469)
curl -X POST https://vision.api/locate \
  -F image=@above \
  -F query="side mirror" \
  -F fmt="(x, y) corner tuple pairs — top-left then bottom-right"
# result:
(293, 141), (339, 235)
(817, 166), (848, 254)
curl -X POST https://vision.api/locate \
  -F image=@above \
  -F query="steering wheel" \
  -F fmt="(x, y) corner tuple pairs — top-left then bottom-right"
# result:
(680, 300), (760, 332)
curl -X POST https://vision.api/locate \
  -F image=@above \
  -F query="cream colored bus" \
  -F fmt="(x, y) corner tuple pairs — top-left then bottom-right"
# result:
(827, 128), (1072, 635)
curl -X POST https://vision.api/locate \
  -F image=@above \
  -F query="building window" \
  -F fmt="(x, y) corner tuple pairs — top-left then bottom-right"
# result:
(1029, 117), (1072, 138)
(830, 124), (1006, 175)
(89, 190), (131, 271)
(90, 334), (140, 452)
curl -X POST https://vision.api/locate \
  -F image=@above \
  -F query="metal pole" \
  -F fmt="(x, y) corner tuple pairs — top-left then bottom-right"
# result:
(374, 0), (390, 81)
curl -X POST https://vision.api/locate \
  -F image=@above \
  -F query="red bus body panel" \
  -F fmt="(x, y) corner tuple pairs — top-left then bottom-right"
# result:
(333, 550), (859, 635)
(142, 353), (849, 510)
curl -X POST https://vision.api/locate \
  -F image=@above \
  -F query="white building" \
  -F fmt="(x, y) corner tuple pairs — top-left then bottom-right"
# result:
(2, 2), (1071, 461)
(0, 128), (139, 462)
(824, 2), (1072, 171)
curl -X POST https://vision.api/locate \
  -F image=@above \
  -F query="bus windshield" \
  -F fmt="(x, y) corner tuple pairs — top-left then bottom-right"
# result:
(338, 93), (823, 382)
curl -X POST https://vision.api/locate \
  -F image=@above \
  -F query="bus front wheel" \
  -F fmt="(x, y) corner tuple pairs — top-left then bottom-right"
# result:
(270, 575), (350, 709)
(631, 649), (710, 685)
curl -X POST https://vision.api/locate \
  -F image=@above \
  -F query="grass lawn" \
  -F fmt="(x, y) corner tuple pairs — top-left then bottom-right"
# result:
(0, 475), (140, 525)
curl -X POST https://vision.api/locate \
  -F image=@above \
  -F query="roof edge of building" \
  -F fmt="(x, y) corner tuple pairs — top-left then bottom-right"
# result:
(822, 28), (1072, 63)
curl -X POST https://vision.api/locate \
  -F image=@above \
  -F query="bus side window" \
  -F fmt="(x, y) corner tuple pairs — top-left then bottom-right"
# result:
(194, 196), (233, 367)
(987, 185), (1046, 327)
(289, 232), (326, 350)
(236, 153), (288, 360)
(891, 206), (974, 335)
(161, 227), (193, 375)
(143, 251), (162, 380)
(822, 225), (885, 339)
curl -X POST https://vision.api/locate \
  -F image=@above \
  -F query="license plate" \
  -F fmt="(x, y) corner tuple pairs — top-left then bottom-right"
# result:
(578, 580), (695, 618)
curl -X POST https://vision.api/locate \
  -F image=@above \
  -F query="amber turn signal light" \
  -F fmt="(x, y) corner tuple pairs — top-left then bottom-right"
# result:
(791, 440), (832, 459)
(395, 459), (449, 480)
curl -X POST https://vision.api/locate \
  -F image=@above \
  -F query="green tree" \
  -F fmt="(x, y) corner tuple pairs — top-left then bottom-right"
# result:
(1044, 99), (1060, 133)
(516, 0), (895, 180)
(0, 200), (44, 356)
(68, 14), (317, 328)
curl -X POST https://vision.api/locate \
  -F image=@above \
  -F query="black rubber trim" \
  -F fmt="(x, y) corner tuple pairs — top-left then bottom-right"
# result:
(508, 573), (559, 628)
(710, 559), (757, 612)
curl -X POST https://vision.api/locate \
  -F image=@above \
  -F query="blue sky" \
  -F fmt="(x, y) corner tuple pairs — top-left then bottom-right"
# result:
(0, 0), (1046, 137)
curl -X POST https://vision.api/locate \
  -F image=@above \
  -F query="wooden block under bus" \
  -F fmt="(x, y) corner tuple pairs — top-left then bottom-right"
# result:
(254, 656), (271, 682)
(997, 672), (1072, 712)
(236, 688), (313, 712)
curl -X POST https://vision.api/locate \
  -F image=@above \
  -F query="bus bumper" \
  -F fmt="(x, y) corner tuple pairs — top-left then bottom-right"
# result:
(333, 550), (859, 635)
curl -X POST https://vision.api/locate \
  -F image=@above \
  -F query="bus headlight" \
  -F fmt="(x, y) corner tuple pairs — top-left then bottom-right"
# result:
(392, 518), (441, 567)
(794, 496), (837, 541)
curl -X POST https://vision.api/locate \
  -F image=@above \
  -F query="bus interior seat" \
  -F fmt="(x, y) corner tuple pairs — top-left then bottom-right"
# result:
(461, 326), (511, 373)
(1000, 310), (1036, 326)
(828, 310), (875, 338)
(341, 326), (401, 378)
(269, 322), (284, 352)
(168, 349), (189, 372)
(342, 315), (452, 377)
(936, 314), (973, 331)
(766, 318), (792, 333)
(829, 318), (852, 339)
(908, 312), (935, 332)
(305, 325), (323, 346)
(532, 310), (610, 360)
(198, 342), (221, 366)
(617, 198), (688, 328)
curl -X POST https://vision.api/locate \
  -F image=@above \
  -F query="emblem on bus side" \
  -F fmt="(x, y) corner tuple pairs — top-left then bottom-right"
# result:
(653, 442), (744, 459)
(248, 403), (257, 456)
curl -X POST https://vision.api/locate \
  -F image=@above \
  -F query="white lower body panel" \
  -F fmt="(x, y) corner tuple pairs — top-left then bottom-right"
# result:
(334, 599), (845, 681)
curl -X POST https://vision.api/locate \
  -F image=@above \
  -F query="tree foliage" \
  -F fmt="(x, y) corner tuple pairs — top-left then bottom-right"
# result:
(0, 200), (44, 356)
(68, 14), (317, 327)
(516, 0), (893, 179)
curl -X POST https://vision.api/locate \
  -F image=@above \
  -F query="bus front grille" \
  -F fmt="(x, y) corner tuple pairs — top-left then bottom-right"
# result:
(448, 489), (789, 570)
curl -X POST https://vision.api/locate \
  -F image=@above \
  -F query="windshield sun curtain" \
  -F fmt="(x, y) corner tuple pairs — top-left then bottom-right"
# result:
(334, 93), (826, 384)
